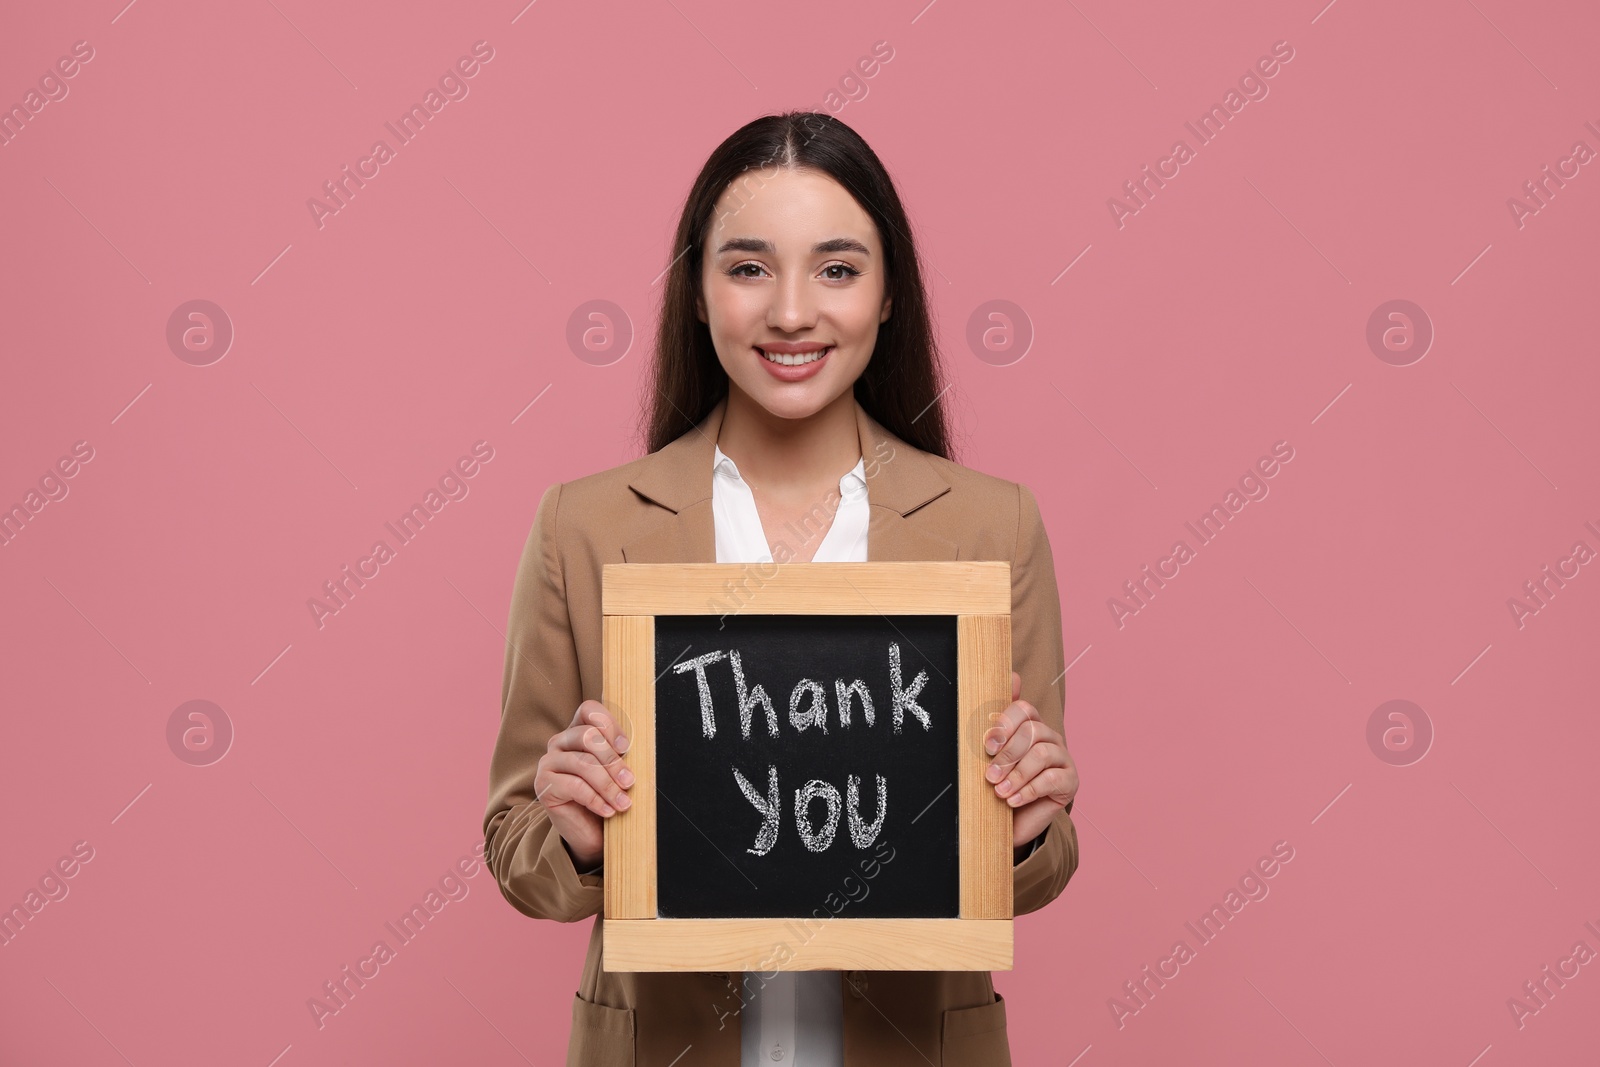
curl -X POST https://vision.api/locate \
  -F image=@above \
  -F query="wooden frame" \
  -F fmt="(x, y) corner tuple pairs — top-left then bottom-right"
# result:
(600, 561), (1014, 972)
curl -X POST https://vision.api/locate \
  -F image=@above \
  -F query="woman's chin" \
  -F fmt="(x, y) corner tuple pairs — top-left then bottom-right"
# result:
(737, 382), (845, 423)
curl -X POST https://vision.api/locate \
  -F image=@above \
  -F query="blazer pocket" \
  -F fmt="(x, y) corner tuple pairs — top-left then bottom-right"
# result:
(940, 992), (1012, 1067)
(568, 993), (635, 1067)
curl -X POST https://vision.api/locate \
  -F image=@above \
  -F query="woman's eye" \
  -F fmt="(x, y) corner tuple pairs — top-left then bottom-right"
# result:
(726, 262), (860, 280)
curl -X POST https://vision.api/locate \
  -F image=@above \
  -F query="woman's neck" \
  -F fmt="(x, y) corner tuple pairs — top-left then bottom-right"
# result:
(716, 385), (862, 495)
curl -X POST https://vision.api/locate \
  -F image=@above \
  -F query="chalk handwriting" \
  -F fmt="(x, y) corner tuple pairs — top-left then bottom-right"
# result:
(732, 764), (782, 856)
(732, 767), (889, 854)
(673, 641), (931, 740)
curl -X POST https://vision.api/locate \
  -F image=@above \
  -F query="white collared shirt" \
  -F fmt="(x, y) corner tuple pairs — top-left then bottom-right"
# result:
(712, 442), (867, 1067)
(713, 444), (868, 566)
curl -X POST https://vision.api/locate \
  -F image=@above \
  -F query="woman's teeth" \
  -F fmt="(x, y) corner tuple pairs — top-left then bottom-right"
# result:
(758, 347), (831, 366)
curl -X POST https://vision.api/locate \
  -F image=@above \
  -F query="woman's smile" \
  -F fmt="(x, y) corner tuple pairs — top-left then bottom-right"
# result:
(755, 341), (833, 381)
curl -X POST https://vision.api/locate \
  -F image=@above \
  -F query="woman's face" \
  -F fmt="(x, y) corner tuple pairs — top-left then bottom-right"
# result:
(697, 165), (892, 422)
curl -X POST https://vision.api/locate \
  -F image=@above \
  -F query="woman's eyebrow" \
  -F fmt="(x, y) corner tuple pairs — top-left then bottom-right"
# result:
(714, 236), (872, 256)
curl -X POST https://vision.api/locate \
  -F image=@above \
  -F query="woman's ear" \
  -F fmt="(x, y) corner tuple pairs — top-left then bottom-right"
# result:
(879, 295), (893, 323)
(696, 292), (707, 324)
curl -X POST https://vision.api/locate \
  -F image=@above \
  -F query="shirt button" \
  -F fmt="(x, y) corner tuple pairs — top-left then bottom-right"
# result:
(769, 1041), (786, 1060)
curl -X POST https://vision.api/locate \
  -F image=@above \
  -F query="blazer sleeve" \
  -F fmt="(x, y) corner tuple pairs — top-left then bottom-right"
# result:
(482, 481), (604, 923)
(1008, 482), (1081, 917)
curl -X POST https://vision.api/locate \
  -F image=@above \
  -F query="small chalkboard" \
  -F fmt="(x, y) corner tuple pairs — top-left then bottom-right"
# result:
(655, 613), (959, 920)
(600, 561), (1014, 972)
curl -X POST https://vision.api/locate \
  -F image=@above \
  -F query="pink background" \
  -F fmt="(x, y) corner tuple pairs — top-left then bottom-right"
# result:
(3, 0), (1598, 1063)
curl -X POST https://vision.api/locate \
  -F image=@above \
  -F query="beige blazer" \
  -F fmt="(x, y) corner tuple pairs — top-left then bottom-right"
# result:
(483, 396), (1079, 1066)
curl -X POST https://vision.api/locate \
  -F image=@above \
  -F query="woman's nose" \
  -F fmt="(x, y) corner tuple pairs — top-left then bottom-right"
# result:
(767, 274), (817, 331)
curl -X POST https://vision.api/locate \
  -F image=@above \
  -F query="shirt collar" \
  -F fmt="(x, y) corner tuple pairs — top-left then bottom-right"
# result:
(627, 396), (951, 518)
(713, 444), (867, 497)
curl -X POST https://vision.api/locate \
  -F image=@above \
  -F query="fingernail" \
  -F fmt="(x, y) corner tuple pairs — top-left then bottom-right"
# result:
(986, 764), (1003, 783)
(615, 794), (631, 810)
(599, 804), (615, 816)
(619, 768), (635, 787)
(616, 735), (630, 753)
(1007, 794), (1022, 806)
(996, 780), (1013, 796)
(985, 740), (999, 755)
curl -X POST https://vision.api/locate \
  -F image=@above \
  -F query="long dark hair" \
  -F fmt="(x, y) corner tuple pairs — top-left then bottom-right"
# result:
(640, 110), (954, 460)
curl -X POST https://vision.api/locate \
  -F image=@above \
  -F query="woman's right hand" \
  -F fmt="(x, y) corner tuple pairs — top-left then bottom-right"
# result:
(534, 699), (633, 871)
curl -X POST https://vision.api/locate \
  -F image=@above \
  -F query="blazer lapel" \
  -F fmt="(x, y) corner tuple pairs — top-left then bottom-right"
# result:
(622, 396), (959, 564)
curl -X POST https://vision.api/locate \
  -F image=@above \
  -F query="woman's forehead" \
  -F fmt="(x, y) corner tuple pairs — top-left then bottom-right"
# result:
(707, 170), (878, 248)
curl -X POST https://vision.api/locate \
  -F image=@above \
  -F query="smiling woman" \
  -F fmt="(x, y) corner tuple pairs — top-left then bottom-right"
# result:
(483, 110), (1081, 1067)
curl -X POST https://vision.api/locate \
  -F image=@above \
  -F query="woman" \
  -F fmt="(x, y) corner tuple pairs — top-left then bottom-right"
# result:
(483, 110), (1080, 1067)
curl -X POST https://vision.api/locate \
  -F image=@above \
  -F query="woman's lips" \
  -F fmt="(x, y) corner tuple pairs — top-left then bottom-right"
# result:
(755, 345), (831, 382)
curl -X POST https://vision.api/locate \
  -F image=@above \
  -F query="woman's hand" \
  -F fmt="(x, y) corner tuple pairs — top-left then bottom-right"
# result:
(534, 700), (633, 871)
(984, 670), (1079, 855)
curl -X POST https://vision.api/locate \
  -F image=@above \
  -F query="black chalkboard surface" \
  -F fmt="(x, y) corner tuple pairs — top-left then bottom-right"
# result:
(654, 613), (959, 919)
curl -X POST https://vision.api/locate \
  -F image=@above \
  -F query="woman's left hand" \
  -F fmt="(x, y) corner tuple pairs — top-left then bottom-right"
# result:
(984, 670), (1079, 855)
